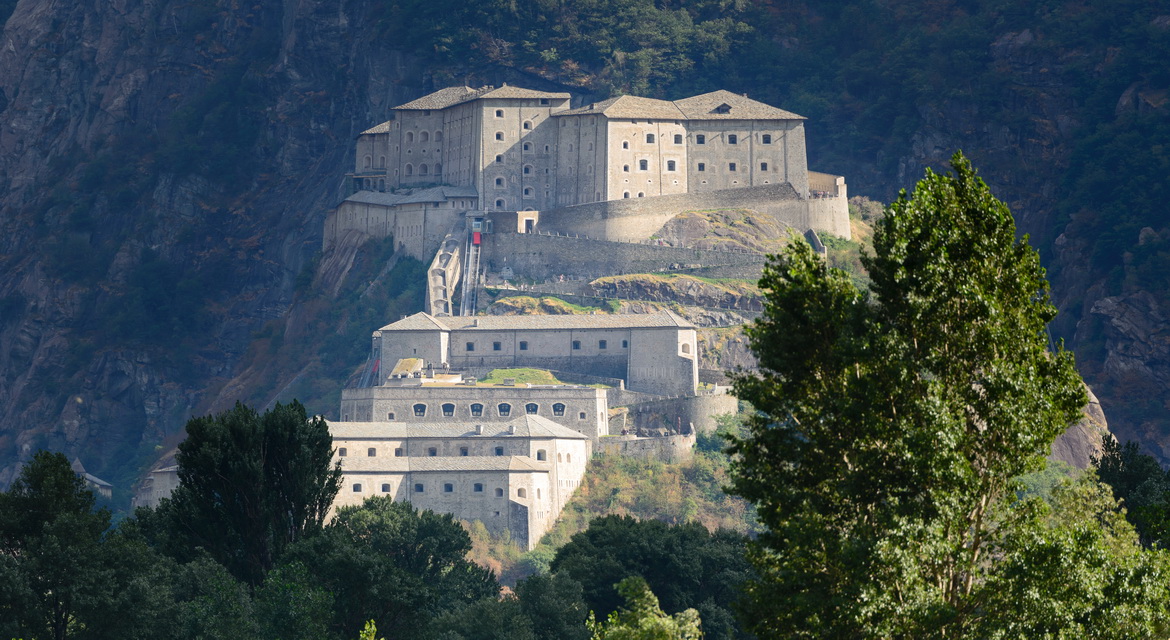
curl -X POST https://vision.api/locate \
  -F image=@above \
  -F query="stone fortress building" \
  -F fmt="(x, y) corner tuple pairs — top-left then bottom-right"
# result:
(324, 84), (849, 260)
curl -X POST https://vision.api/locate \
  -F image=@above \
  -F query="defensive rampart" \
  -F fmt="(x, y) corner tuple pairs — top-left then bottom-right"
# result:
(597, 433), (697, 463)
(624, 393), (740, 434)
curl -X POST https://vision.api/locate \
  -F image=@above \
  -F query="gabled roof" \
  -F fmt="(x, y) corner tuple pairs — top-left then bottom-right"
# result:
(392, 85), (571, 111)
(555, 95), (686, 120)
(378, 310), (696, 332)
(338, 455), (552, 473)
(344, 185), (479, 207)
(673, 90), (805, 120)
(361, 121), (392, 135)
(329, 414), (590, 441)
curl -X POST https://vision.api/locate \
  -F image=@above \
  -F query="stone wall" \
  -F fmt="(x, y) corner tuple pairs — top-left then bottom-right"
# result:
(481, 231), (766, 282)
(625, 393), (740, 434)
(597, 433), (696, 463)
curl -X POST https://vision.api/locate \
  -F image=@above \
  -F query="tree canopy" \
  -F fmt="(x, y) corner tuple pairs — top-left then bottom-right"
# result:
(729, 152), (1170, 637)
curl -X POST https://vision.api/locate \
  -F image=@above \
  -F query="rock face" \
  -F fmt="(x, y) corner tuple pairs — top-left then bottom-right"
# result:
(1050, 386), (1113, 470)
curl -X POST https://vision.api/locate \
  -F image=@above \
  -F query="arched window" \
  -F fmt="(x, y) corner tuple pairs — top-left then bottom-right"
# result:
(566, 453), (572, 463)
(419, 164), (429, 175)
(460, 446), (469, 456)
(637, 192), (645, 198)
(377, 178), (385, 190)
(435, 130), (443, 141)
(495, 154), (503, 163)
(646, 133), (655, 143)
(381, 483), (391, 492)
(368, 447), (377, 457)
(579, 412), (586, 420)
(682, 343), (691, 354)
(405, 164), (414, 176)
(623, 165), (630, 172)
(523, 187), (533, 197)
(420, 131), (429, 142)
(639, 159), (648, 171)
(525, 403), (539, 415)
(553, 403), (566, 416)
(435, 163), (442, 174)
(495, 131), (504, 141)
(495, 488), (504, 497)
(517, 488), (527, 498)
(523, 121), (532, 130)
(622, 141), (629, 149)
(674, 134), (682, 144)
(406, 131), (414, 142)
(471, 403), (484, 417)
(728, 134), (738, 145)
(387, 412), (396, 420)
(523, 142), (531, 151)
(495, 109), (504, 117)
(495, 199), (505, 209)
(536, 449), (547, 461)
(523, 165), (532, 174)
(666, 160), (676, 171)
(495, 177), (504, 187)
(363, 155), (371, 168)
(442, 403), (455, 417)
(623, 192), (630, 198)
(498, 403), (512, 417)
(762, 134), (772, 144)
(413, 403), (426, 417)
(696, 134), (706, 144)
(568, 143), (574, 152)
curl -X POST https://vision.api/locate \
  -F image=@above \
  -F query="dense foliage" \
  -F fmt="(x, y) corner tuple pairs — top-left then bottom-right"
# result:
(729, 153), (1170, 637)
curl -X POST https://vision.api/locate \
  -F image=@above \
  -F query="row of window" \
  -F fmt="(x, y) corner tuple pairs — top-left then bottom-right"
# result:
(352, 482), (543, 499)
(403, 163), (442, 176)
(339, 445), (571, 460)
(404, 131), (443, 143)
(465, 339), (627, 352)
(695, 162), (771, 172)
(398, 401), (576, 419)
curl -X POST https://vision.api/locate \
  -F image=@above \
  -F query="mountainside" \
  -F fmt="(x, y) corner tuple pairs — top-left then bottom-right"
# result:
(0, 0), (1167, 497)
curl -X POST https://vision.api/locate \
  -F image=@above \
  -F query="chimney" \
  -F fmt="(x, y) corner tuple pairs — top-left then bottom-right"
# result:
(472, 318), (479, 327)
(475, 424), (483, 435)
(508, 423), (515, 435)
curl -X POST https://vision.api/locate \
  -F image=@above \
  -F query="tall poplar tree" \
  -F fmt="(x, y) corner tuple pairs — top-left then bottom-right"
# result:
(729, 152), (1170, 637)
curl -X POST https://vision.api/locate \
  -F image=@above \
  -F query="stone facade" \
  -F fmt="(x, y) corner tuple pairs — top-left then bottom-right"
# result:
(329, 415), (591, 549)
(373, 311), (699, 396)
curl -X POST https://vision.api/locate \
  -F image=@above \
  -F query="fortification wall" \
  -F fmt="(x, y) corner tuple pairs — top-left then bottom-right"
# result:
(626, 393), (740, 434)
(481, 232), (765, 282)
(598, 433), (696, 463)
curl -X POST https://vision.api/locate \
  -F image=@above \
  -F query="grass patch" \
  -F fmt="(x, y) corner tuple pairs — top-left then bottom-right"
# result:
(479, 368), (567, 386)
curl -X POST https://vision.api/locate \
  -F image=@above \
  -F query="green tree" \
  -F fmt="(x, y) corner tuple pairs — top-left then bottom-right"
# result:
(156, 400), (341, 585)
(515, 573), (592, 640)
(587, 577), (702, 640)
(551, 515), (751, 640)
(1095, 438), (1170, 547)
(285, 495), (498, 638)
(729, 152), (1169, 636)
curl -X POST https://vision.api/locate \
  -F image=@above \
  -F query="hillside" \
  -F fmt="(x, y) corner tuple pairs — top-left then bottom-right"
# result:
(0, 0), (1167, 496)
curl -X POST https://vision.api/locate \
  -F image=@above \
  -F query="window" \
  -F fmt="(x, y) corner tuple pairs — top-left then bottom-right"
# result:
(406, 131), (414, 142)
(637, 192), (645, 198)
(495, 109), (504, 117)
(523, 165), (532, 174)
(492, 341), (502, 351)
(537, 489), (541, 499)
(368, 447), (377, 457)
(537, 449), (547, 461)
(623, 192), (630, 198)
(471, 403), (484, 417)
(623, 165), (629, 172)
(519, 341), (528, 351)
(338, 447), (347, 457)
(696, 134), (705, 144)
(674, 134), (683, 144)
(496, 487), (504, 497)
(394, 448), (403, 457)
(553, 403), (566, 416)
(523, 121), (532, 130)
(762, 134), (772, 144)
(646, 133), (655, 143)
(525, 403), (539, 415)
(682, 343), (692, 354)
(523, 187), (533, 197)
(405, 164), (413, 176)
(622, 340), (628, 348)
(729, 162), (737, 172)
(414, 483), (424, 492)
(639, 159), (648, 171)
(697, 163), (705, 172)
(435, 130), (443, 141)
(420, 131), (429, 142)
(666, 160), (676, 171)
(419, 164), (429, 175)
(442, 403), (455, 417)
(599, 339), (607, 349)
(496, 199), (505, 208)
(465, 341), (475, 352)
(572, 340), (581, 350)
(495, 447), (505, 456)
(523, 142), (531, 151)
(363, 155), (371, 168)
(495, 155), (503, 163)
(540, 98), (549, 105)
(353, 483), (362, 492)
(761, 162), (769, 171)
(579, 412), (587, 420)
(495, 131), (504, 141)
(460, 447), (469, 456)
(444, 483), (454, 493)
(495, 177), (504, 187)
(517, 488), (527, 498)
(622, 141), (629, 149)
(498, 403), (512, 417)
(414, 403), (427, 417)
(381, 483), (391, 492)
(435, 162), (442, 174)
(728, 134), (738, 144)
(566, 453), (572, 463)
(428, 447), (438, 456)
(474, 483), (484, 492)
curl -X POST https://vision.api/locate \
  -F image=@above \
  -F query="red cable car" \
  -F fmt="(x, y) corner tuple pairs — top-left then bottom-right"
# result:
(472, 231), (482, 245)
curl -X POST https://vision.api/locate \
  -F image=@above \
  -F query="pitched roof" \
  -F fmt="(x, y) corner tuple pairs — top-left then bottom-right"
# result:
(377, 310), (695, 332)
(339, 455), (551, 473)
(344, 185), (479, 207)
(673, 90), (804, 120)
(330, 414), (589, 441)
(392, 85), (570, 111)
(361, 121), (392, 135)
(555, 95), (686, 120)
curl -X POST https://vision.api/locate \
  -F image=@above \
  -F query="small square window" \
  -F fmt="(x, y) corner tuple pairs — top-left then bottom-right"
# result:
(646, 133), (655, 143)
(428, 447), (438, 457)
(352, 483), (362, 492)
(761, 162), (769, 171)
(674, 134), (683, 144)
(540, 98), (549, 105)
(466, 342), (475, 352)
(381, 483), (391, 492)
(493, 342), (502, 351)
(414, 483), (424, 492)
(367, 448), (377, 457)
(622, 340), (629, 348)
(599, 340), (607, 349)
(495, 488), (504, 497)
(474, 483), (484, 492)
(495, 109), (504, 118)
(762, 134), (772, 144)
(395, 448), (404, 457)
(728, 134), (738, 144)
(338, 448), (347, 457)
(579, 412), (587, 420)
(572, 340), (581, 350)
(460, 447), (469, 456)
(495, 447), (505, 456)
(729, 163), (737, 172)
(444, 483), (454, 493)
(696, 134), (706, 144)
(697, 163), (705, 172)
(387, 412), (395, 420)
(519, 341), (528, 350)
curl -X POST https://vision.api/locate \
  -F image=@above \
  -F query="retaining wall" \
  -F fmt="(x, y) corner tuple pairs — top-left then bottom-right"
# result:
(625, 393), (740, 434)
(598, 433), (696, 463)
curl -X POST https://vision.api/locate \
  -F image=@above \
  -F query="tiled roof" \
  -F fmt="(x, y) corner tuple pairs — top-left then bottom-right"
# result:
(392, 85), (570, 111)
(555, 95), (686, 120)
(673, 90), (805, 120)
(330, 414), (590, 441)
(344, 185), (479, 207)
(402, 309), (696, 331)
(374, 312), (447, 332)
(361, 121), (392, 135)
(339, 455), (550, 473)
